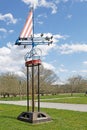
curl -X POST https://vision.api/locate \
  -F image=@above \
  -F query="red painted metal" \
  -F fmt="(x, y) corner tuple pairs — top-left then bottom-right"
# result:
(25, 59), (41, 67)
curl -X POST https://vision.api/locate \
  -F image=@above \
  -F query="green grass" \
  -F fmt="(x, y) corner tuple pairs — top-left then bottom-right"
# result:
(0, 93), (84, 100)
(0, 104), (87, 130)
(0, 93), (87, 104)
(0, 96), (28, 101)
(41, 96), (87, 104)
(40, 93), (85, 99)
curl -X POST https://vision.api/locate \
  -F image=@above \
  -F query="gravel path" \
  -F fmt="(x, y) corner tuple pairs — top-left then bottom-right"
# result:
(0, 100), (87, 112)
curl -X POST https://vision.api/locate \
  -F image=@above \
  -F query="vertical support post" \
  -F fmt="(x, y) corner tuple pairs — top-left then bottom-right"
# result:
(19, 80), (22, 100)
(31, 6), (35, 112)
(32, 64), (34, 112)
(38, 64), (40, 112)
(27, 66), (29, 112)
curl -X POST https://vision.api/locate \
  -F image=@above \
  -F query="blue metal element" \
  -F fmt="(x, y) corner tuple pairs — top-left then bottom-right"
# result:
(32, 42), (34, 48)
(15, 37), (53, 46)
(24, 48), (42, 62)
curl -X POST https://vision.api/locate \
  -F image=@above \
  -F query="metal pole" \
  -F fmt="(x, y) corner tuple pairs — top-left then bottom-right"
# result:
(27, 66), (29, 112)
(32, 64), (34, 112)
(31, 6), (35, 112)
(38, 64), (40, 112)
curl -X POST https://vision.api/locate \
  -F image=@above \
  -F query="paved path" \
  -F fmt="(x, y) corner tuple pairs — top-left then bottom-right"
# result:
(0, 100), (87, 112)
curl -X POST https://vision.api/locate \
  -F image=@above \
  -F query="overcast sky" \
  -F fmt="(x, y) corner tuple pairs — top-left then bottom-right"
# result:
(0, 0), (87, 83)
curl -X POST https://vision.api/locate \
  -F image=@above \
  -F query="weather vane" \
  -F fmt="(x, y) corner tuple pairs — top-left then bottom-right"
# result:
(15, 6), (53, 124)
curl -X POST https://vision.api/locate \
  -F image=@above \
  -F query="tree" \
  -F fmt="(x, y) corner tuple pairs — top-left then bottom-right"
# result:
(0, 65), (58, 97)
(67, 75), (86, 96)
(39, 66), (58, 94)
(0, 73), (26, 97)
(23, 65), (58, 95)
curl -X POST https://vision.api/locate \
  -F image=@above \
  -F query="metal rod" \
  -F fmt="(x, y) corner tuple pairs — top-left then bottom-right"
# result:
(31, 6), (35, 112)
(16, 42), (51, 45)
(27, 66), (29, 112)
(38, 64), (40, 112)
(32, 6), (34, 44)
(32, 64), (34, 112)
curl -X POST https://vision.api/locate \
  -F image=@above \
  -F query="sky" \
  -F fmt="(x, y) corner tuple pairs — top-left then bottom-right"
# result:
(0, 0), (87, 83)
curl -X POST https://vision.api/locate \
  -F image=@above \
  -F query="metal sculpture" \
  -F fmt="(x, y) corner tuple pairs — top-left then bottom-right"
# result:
(15, 7), (53, 123)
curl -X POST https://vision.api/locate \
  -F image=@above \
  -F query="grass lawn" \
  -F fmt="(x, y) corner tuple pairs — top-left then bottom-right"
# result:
(0, 93), (85, 100)
(0, 104), (87, 130)
(41, 96), (87, 104)
(1, 93), (87, 104)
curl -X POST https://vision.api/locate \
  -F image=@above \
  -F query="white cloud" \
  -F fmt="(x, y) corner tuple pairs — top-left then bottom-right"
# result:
(22, 0), (83, 14)
(0, 28), (7, 33)
(22, 0), (58, 14)
(62, 0), (87, 2)
(56, 43), (87, 54)
(34, 33), (65, 55)
(0, 28), (14, 34)
(80, 70), (87, 73)
(59, 68), (68, 72)
(21, 0), (87, 12)
(22, 0), (38, 7)
(63, 0), (69, 2)
(0, 28), (14, 39)
(0, 33), (56, 75)
(37, 21), (43, 25)
(60, 64), (65, 67)
(83, 61), (87, 65)
(53, 34), (68, 43)
(0, 43), (26, 76)
(79, 0), (87, 2)
(39, 0), (57, 14)
(0, 33), (65, 76)
(0, 46), (11, 55)
(36, 13), (47, 25)
(37, 43), (56, 56)
(37, 14), (47, 18)
(22, 0), (87, 15)
(9, 30), (14, 33)
(67, 14), (72, 19)
(0, 13), (17, 24)
(71, 69), (87, 75)
(72, 70), (77, 73)
(42, 62), (55, 71)
(58, 64), (68, 73)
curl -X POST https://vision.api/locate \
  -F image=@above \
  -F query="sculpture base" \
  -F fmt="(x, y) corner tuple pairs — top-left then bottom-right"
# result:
(17, 112), (51, 124)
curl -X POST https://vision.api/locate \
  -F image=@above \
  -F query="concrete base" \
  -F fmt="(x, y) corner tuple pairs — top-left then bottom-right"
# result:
(17, 112), (51, 124)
